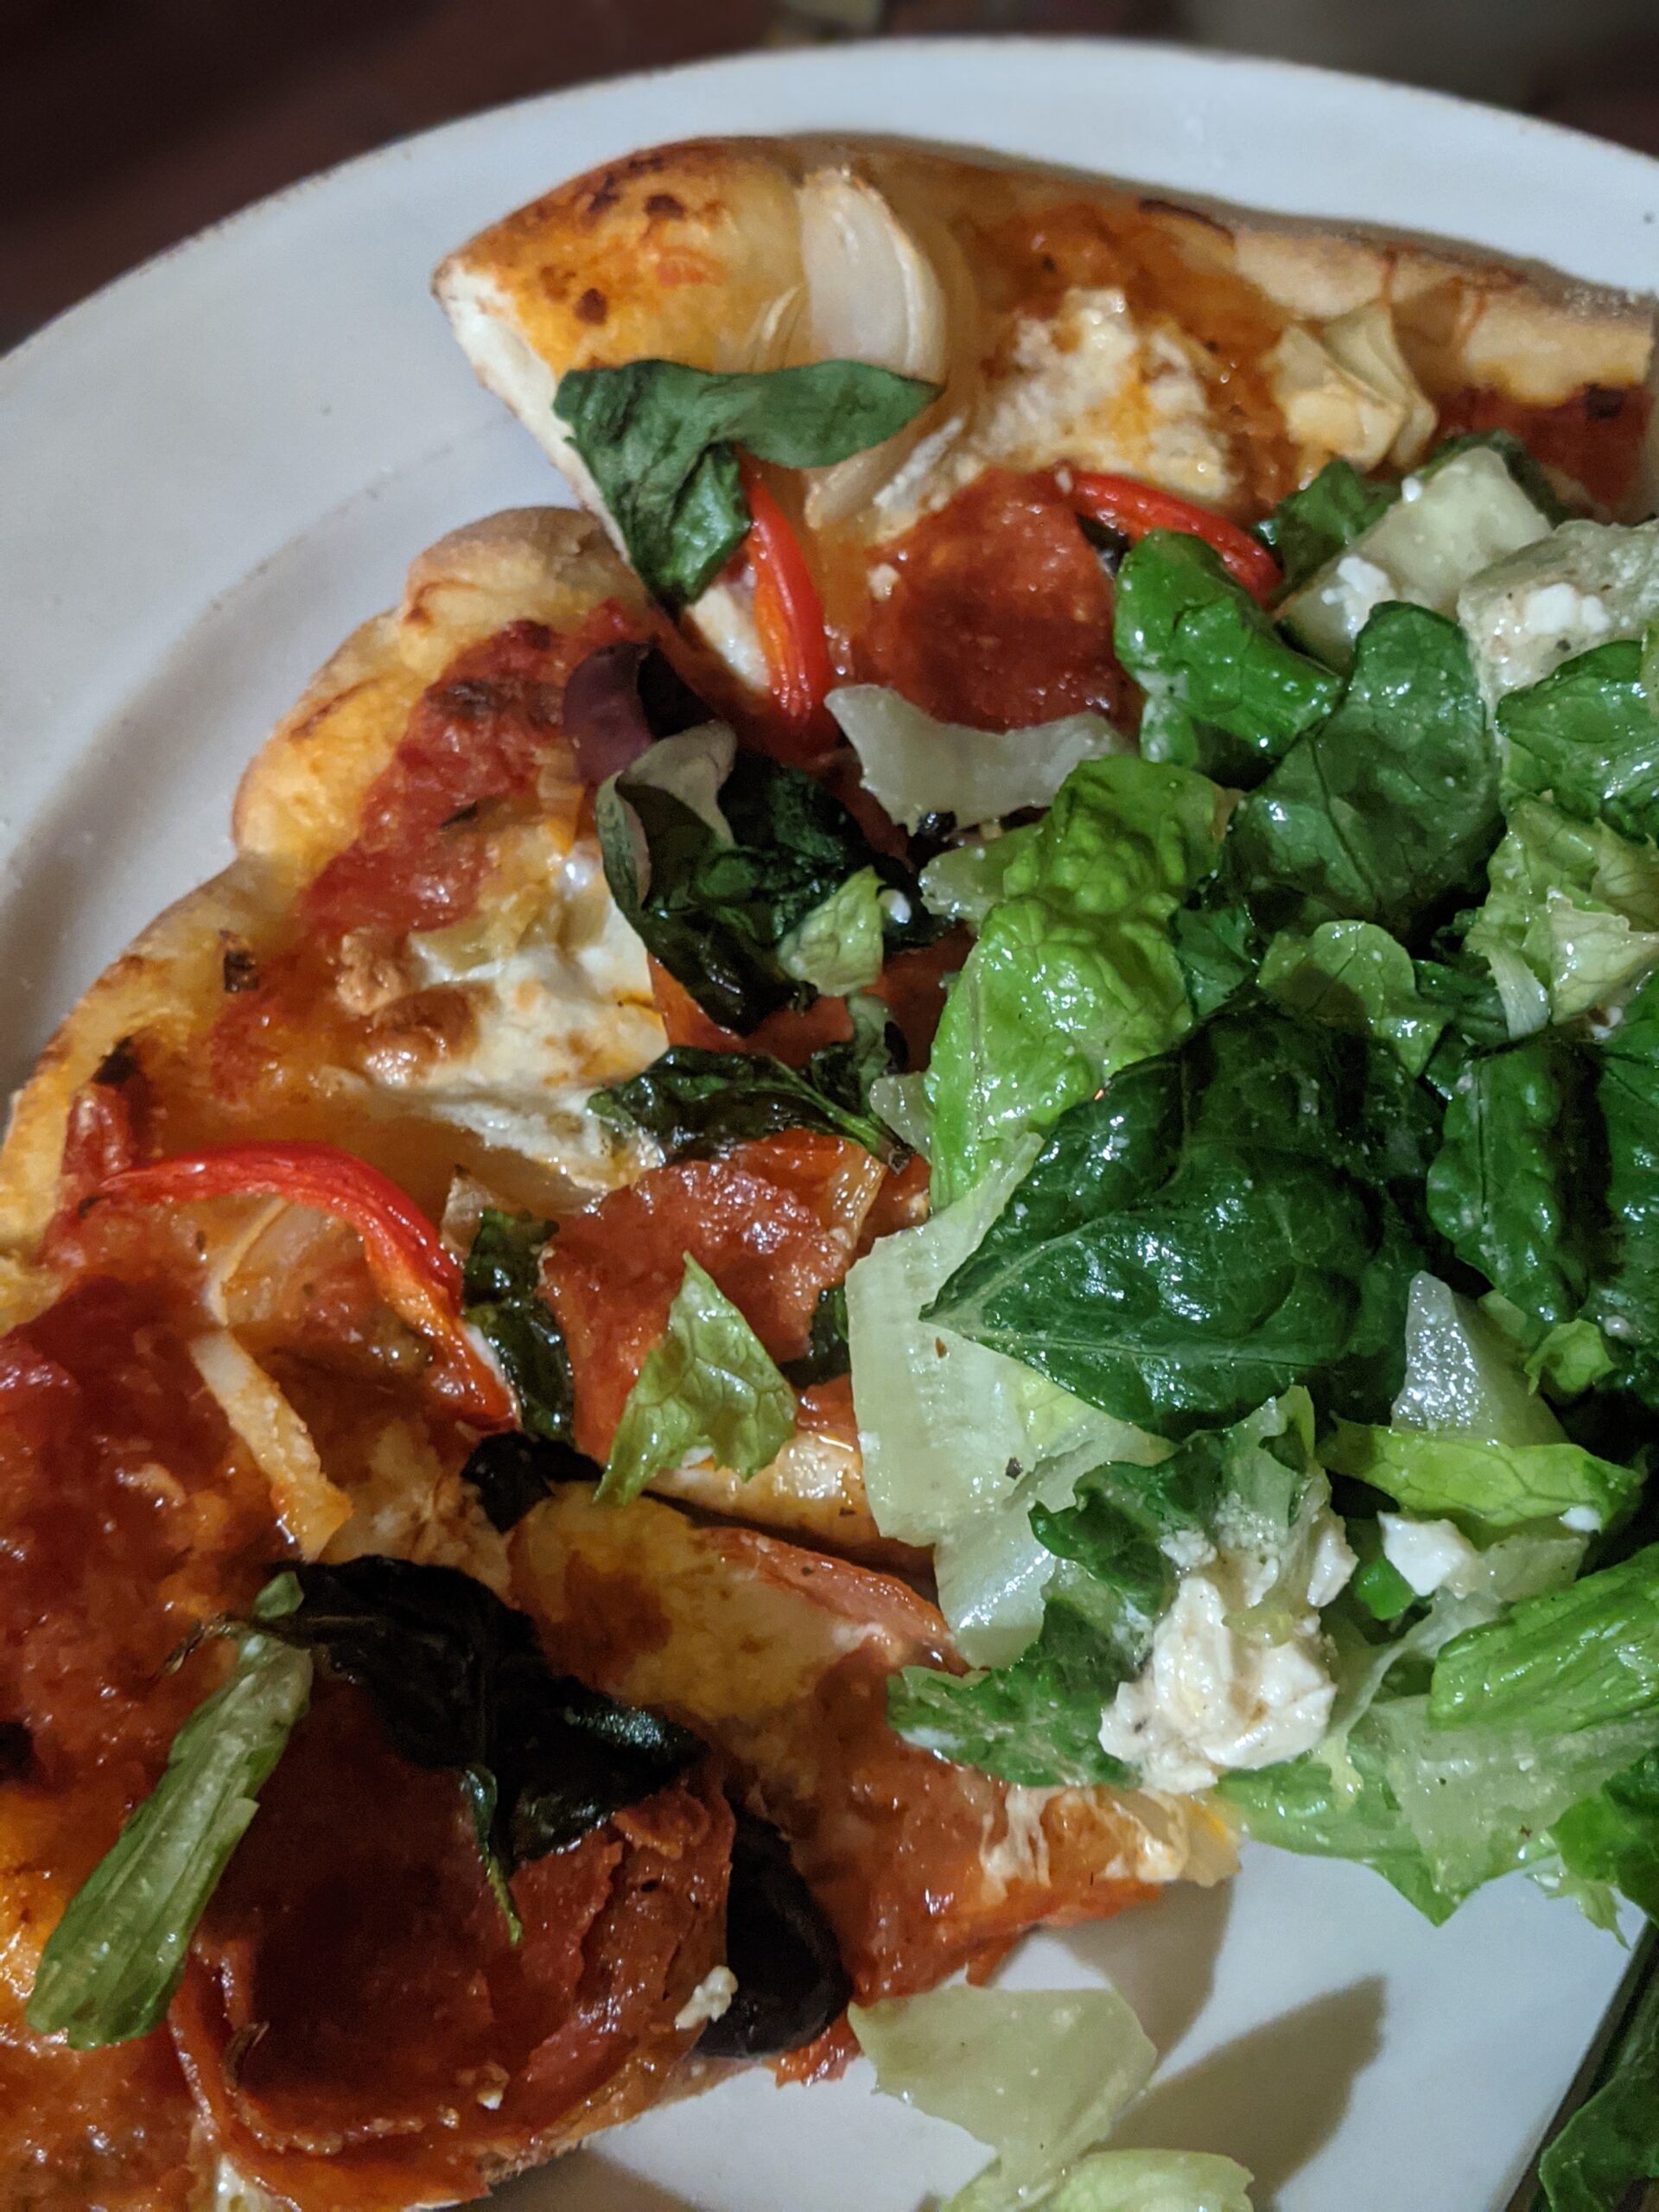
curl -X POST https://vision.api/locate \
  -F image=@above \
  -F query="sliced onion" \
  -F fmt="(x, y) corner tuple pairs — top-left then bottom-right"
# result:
(190, 1329), (350, 1560)
(827, 683), (1125, 833)
(798, 169), (949, 528)
(562, 642), (714, 785)
(1321, 302), (1437, 469)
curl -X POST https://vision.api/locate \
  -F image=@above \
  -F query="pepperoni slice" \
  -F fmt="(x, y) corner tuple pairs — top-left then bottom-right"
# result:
(172, 1682), (732, 2209)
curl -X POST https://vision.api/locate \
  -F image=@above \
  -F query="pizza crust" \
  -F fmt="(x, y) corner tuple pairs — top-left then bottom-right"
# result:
(0, 508), (652, 1305)
(436, 136), (1657, 572)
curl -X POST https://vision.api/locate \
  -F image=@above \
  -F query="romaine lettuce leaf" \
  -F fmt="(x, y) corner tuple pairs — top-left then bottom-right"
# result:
(827, 684), (1122, 833)
(1259, 919), (1445, 1074)
(600, 1256), (796, 1503)
(1537, 1959), (1659, 2212)
(1114, 531), (1339, 782)
(849, 1981), (1156, 2212)
(846, 1144), (1159, 1662)
(27, 1625), (312, 2047)
(1554, 1745), (1659, 1922)
(1259, 457), (1397, 588)
(921, 830), (1040, 927)
(554, 359), (937, 605)
(1325, 1424), (1639, 1535)
(778, 866), (887, 995)
(1171, 899), (1262, 1022)
(1465, 798), (1659, 1029)
(1424, 1035), (1601, 1327)
(928, 1007), (1432, 1435)
(1429, 1543), (1659, 1734)
(1587, 968), (1659, 1382)
(1221, 604), (1497, 939)
(1370, 1693), (1659, 1899)
(924, 755), (1224, 1205)
(1499, 642), (1659, 846)
(1391, 1274), (1563, 1446)
(1046, 2153), (1254, 2212)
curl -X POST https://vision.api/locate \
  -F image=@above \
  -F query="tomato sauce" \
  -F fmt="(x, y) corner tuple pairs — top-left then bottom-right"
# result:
(0, 1280), (282, 2208)
(302, 603), (639, 945)
(544, 1132), (883, 1462)
(852, 469), (1138, 733)
(1436, 383), (1652, 510)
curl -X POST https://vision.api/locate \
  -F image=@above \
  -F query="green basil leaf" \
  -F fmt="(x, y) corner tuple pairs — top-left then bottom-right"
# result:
(1259, 918), (1446, 1075)
(27, 1628), (313, 2048)
(1260, 458), (1399, 589)
(553, 359), (937, 604)
(1429, 1543), (1659, 1733)
(927, 1007), (1431, 1435)
(781, 1282), (850, 1389)
(593, 1043), (892, 1162)
(600, 1255), (797, 1505)
(1114, 531), (1340, 782)
(462, 1209), (575, 1444)
(1425, 1036), (1603, 1328)
(1223, 604), (1498, 939)
(923, 755), (1225, 1205)
(1324, 1425), (1642, 1536)
(1499, 642), (1659, 846)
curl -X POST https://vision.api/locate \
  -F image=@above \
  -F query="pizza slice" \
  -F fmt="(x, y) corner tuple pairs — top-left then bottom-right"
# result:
(435, 135), (1656, 741)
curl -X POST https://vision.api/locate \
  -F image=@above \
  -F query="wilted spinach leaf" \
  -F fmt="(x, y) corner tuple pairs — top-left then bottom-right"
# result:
(263, 1558), (703, 1908)
(593, 1042), (893, 1162)
(782, 1282), (850, 1389)
(462, 1210), (574, 1445)
(554, 359), (937, 605)
(460, 1430), (598, 1533)
(598, 745), (933, 1034)
(1223, 604), (1498, 940)
(926, 1006), (1433, 1435)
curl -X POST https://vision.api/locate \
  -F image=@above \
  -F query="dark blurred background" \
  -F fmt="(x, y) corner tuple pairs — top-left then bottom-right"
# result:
(4, 0), (1659, 353)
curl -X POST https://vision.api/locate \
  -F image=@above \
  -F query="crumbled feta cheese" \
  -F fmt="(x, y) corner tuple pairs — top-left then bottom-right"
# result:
(1400, 474), (1424, 503)
(674, 1966), (738, 2031)
(1560, 1504), (1604, 1535)
(1096, 1556), (1340, 1796)
(868, 561), (900, 601)
(1517, 581), (1612, 643)
(1160, 1526), (1217, 1574)
(1321, 552), (1395, 633)
(880, 888), (912, 926)
(1306, 1515), (1360, 1608)
(1380, 1511), (1480, 1598)
(1459, 518), (1659, 703)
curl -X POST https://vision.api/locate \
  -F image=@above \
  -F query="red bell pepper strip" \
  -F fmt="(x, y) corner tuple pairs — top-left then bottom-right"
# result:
(99, 1141), (514, 1427)
(739, 454), (836, 734)
(1068, 470), (1282, 603)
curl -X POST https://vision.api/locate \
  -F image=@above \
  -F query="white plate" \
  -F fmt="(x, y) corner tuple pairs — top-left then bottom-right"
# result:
(1, 37), (1652, 2212)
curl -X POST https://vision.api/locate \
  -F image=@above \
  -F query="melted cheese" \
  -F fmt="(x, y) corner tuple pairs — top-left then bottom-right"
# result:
(397, 835), (664, 1192)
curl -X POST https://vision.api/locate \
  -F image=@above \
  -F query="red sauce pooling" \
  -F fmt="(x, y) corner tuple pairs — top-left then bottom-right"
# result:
(302, 602), (639, 944)
(851, 469), (1138, 732)
(1437, 384), (1653, 510)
